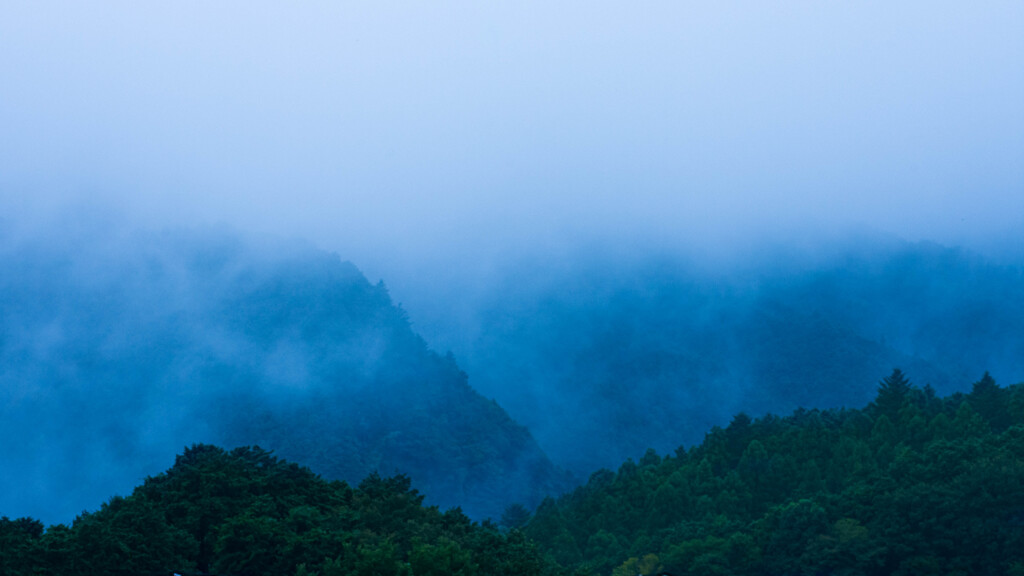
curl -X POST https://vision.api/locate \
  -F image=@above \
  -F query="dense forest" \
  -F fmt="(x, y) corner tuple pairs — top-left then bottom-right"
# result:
(524, 370), (1024, 576)
(421, 240), (1024, 475)
(0, 444), (551, 576)
(2, 371), (1022, 575)
(0, 225), (568, 522)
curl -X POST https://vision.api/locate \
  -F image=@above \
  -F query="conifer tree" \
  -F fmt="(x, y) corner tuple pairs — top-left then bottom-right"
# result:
(873, 368), (913, 419)
(969, 371), (1009, 430)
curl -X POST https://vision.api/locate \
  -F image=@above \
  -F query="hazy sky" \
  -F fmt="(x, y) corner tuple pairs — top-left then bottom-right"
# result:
(2, 1), (1023, 275)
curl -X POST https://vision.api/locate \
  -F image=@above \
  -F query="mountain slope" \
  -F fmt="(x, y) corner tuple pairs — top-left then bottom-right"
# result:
(418, 241), (1024, 475)
(0, 444), (554, 576)
(0, 224), (568, 522)
(525, 372), (1024, 575)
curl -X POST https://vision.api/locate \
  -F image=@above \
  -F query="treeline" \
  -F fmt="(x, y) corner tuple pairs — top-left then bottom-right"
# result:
(3, 371), (1023, 576)
(524, 370), (1024, 575)
(0, 445), (553, 576)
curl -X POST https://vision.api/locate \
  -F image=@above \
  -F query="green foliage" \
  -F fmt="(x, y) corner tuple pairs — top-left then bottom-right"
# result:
(610, 553), (661, 576)
(0, 444), (553, 576)
(0, 516), (44, 576)
(527, 374), (1024, 575)
(500, 503), (532, 531)
(410, 538), (476, 576)
(873, 368), (913, 420)
(5, 372), (1023, 576)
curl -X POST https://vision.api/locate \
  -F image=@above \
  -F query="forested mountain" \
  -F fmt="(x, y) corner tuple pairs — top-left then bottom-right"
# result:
(0, 444), (555, 576)
(4, 372), (1021, 576)
(5, 218), (1024, 576)
(0, 224), (568, 522)
(525, 370), (1024, 576)
(418, 240), (1024, 475)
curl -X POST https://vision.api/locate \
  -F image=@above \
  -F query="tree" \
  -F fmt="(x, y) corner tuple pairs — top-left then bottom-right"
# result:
(500, 503), (532, 531)
(611, 553), (661, 576)
(409, 538), (475, 576)
(969, 371), (1009, 430)
(874, 369), (913, 419)
(0, 517), (43, 576)
(759, 499), (829, 575)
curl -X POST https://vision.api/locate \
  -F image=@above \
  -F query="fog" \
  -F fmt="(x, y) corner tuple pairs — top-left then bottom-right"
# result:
(2, 2), (1023, 524)
(0, 222), (572, 523)
(3, 2), (1022, 271)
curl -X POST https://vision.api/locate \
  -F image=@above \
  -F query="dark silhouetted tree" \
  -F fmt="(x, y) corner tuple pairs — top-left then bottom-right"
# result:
(969, 371), (1010, 430)
(500, 503), (532, 531)
(873, 368), (913, 419)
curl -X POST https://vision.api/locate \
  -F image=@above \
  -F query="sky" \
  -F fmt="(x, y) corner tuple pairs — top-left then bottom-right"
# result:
(2, 1), (1023, 280)
(1, 1), (1023, 524)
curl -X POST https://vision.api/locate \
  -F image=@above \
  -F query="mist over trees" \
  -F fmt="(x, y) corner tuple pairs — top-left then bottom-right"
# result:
(0, 223), (568, 523)
(3, 216), (1024, 569)
(1, 1), (1020, 573)
(3, 372), (1022, 576)
(409, 240), (1024, 475)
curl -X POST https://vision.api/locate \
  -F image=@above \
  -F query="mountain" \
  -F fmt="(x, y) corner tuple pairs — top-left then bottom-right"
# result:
(6, 373), (1021, 576)
(524, 371), (1024, 575)
(0, 223), (569, 523)
(0, 443), (553, 576)
(411, 240), (1024, 476)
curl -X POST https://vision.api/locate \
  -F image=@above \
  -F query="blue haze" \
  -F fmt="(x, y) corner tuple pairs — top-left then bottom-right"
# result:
(1, 1), (1023, 525)
(2, 1), (1022, 276)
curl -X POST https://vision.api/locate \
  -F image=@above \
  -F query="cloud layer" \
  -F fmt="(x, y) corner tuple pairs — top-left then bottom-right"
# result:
(2, 1), (1022, 277)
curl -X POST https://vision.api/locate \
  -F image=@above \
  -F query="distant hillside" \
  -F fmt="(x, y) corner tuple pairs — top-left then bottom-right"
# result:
(525, 371), (1024, 576)
(0, 224), (569, 522)
(0, 444), (554, 576)
(423, 241), (1024, 475)
(5, 373), (1020, 576)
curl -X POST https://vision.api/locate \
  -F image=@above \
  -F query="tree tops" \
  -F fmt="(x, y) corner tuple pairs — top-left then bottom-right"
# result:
(525, 371), (1024, 576)
(0, 445), (553, 576)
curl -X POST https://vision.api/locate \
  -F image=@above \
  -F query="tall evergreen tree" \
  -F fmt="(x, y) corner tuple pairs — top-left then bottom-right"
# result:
(873, 368), (913, 419)
(969, 371), (1009, 430)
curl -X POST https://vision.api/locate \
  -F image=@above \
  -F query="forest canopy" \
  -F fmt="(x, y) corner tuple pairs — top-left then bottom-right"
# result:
(0, 444), (549, 576)
(3, 371), (1023, 576)
(524, 370), (1024, 576)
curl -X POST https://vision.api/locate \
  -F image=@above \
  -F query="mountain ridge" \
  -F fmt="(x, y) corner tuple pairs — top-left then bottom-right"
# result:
(0, 225), (570, 523)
